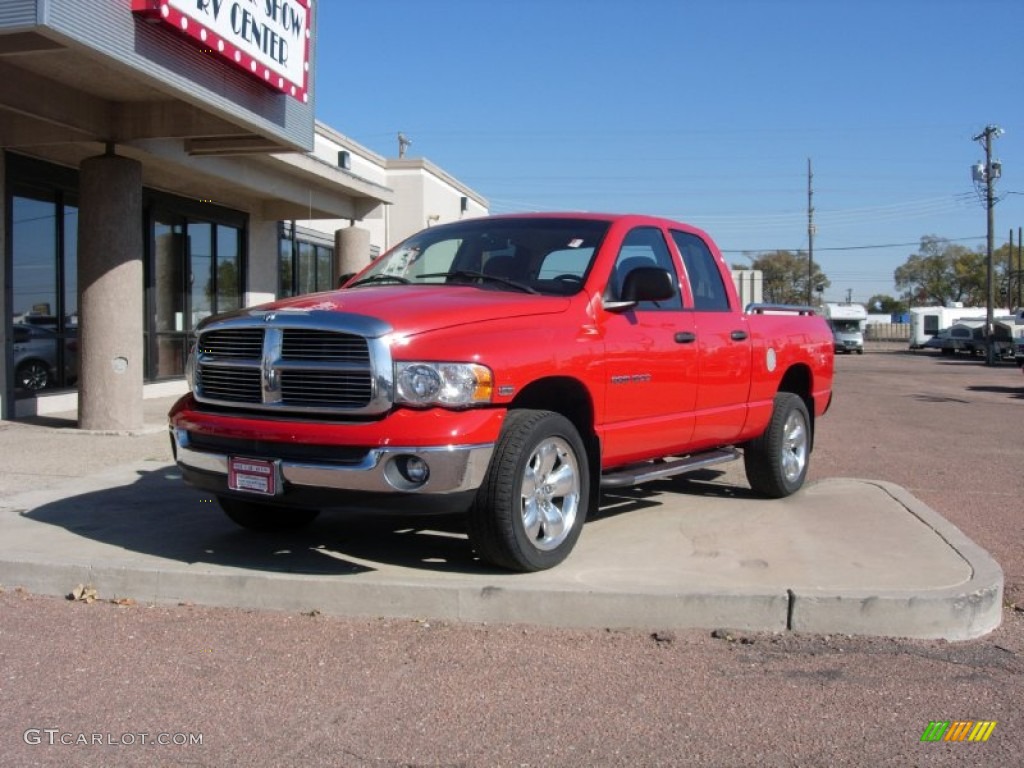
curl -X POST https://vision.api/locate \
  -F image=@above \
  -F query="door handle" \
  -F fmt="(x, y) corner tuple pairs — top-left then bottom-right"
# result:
(675, 331), (697, 344)
(730, 330), (748, 341)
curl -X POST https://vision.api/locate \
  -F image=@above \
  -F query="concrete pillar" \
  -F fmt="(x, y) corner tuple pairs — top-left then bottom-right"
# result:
(77, 152), (143, 431)
(335, 226), (371, 283)
(246, 220), (279, 306)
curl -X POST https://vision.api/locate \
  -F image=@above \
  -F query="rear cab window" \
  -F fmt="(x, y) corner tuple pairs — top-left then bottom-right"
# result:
(671, 230), (731, 312)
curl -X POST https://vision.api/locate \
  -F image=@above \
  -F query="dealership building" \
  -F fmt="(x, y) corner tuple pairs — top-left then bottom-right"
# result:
(0, 0), (486, 426)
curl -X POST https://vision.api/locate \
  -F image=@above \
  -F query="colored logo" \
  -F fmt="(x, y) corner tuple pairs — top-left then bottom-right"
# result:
(920, 721), (997, 742)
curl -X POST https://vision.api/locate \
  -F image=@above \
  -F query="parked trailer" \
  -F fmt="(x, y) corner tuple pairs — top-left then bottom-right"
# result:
(907, 306), (1007, 349)
(926, 317), (1017, 359)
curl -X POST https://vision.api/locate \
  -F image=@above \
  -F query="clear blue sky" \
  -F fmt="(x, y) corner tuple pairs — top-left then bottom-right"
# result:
(314, 0), (1024, 304)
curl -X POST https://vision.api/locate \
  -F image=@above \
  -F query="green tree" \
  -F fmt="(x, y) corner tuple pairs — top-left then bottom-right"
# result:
(736, 250), (830, 306)
(994, 240), (1022, 309)
(865, 294), (907, 315)
(894, 236), (986, 306)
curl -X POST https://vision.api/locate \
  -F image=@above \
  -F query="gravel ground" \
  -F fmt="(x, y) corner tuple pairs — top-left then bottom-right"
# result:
(1, 351), (1022, 767)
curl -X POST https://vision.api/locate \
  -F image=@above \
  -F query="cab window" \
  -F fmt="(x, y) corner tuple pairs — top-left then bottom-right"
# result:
(671, 230), (731, 311)
(609, 227), (682, 310)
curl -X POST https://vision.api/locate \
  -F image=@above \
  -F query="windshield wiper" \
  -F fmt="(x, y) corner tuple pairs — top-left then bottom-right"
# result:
(418, 270), (538, 294)
(348, 274), (412, 287)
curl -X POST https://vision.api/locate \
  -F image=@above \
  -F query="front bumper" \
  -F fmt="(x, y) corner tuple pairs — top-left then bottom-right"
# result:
(168, 394), (505, 508)
(171, 427), (494, 496)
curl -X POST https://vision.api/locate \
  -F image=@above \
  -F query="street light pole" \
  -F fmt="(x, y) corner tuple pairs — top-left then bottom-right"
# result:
(971, 125), (1003, 365)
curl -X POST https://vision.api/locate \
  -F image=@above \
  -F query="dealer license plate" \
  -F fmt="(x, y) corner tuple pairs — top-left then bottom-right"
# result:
(227, 457), (279, 496)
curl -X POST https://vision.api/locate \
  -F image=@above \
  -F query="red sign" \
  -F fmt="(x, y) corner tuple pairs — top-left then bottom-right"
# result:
(132, 0), (311, 103)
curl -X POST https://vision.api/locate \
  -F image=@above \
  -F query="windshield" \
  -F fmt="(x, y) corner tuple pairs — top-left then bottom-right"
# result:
(349, 217), (611, 296)
(831, 320), (862, 333)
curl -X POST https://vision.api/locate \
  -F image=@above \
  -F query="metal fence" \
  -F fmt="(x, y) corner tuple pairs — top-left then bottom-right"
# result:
(865, 323), (910, 341)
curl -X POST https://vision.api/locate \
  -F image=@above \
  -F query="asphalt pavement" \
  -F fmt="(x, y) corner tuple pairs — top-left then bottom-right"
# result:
(0, 387), (1004, 641)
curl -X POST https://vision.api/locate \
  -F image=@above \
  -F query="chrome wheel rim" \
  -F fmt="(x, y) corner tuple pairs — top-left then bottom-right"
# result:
(781, 409), (809, 483)
(19, 362), (48, 391)
(520, 436), (580, 551)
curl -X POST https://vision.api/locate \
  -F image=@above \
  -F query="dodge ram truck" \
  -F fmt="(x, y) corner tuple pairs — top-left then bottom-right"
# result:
(169, 213), (834, 571)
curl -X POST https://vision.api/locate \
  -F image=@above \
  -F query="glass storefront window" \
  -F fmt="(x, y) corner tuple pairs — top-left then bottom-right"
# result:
(297, 241), (316, 295)
(279, 234), (295, 298)
(316, 245), (332, 292)
(10, 190), (78, 395)
(148, 212), (244, 380)
(12, 195), (58, 326)
(217, 226), (241, 312)
(154, 216), (185, 333)
(64, 205), (78, 329)
(278, 222), (334, 297)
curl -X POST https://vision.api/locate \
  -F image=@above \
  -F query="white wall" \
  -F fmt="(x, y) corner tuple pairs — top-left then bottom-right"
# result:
(296, 130), (489, 258)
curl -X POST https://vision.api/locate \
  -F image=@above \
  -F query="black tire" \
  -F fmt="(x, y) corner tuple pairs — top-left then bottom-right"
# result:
(855, 349), (864, 355)
(16, 359), (50, 392)
(467, 410), (589, 572)
(744, 392), (811, 499)
(216, 496), (319, 532)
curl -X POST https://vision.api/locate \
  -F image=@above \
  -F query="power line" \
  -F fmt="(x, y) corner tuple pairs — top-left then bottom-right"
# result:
(719, 235), (985, 254)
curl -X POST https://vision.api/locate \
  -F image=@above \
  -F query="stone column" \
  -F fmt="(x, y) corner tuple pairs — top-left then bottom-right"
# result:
(335, 226), (371, 284)
(77, 152), (144, 431)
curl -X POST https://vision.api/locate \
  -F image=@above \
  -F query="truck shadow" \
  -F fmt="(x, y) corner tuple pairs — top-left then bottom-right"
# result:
(20, 464), (756, 577)
(967, 384), (1024, 400)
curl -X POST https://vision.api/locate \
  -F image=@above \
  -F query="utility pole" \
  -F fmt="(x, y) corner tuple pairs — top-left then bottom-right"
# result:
(971, 125), (1003, 365)
(807, 158), (815, 306)
(1011, 229), (1016, 312)
(1018, 226), (1022, 309)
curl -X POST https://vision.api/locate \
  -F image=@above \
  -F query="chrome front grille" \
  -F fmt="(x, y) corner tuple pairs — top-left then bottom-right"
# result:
(281, 329), (370, 363)
(197, 366), (263, 403)
(192, 312), (393, 415)
(202, 328), (264, 358)
(279, 371), (374, 407)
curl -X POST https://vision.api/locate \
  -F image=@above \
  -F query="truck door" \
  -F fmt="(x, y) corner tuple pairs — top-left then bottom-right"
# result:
(599, 226), (698, 465)
(670, 230), (753, 447)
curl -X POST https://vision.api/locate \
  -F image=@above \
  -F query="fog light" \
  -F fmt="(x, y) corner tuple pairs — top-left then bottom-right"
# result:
(385, 455), (431, 490)
(403, 456), (430, 484)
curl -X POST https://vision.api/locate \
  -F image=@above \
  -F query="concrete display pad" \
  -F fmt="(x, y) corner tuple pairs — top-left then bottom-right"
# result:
(0, 456), (1003, 641)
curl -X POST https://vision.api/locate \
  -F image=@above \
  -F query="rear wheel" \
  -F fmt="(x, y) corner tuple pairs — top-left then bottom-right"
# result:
(744, 393), (811, 498)
(216, 496), (319, 532)
(467, 410), (589, 572)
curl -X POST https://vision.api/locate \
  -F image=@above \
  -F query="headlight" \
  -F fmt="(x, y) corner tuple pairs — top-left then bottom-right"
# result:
(395, 362), (493, 407)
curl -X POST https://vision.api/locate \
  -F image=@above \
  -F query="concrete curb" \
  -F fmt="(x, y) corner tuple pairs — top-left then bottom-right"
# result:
(788, 479), (1004, 640)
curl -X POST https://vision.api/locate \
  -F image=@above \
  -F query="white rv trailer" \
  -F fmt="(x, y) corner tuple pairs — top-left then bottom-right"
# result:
(908, 306), (1007, 349)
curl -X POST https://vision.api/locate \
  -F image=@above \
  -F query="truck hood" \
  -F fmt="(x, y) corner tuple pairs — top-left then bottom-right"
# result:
(256, 286), (572, 337)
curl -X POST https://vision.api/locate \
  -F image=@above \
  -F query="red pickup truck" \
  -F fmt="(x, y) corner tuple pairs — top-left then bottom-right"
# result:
(169, 213), (834, 571)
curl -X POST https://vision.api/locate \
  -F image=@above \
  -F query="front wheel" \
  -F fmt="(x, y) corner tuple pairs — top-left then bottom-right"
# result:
(216, 496), (320, 532)
(467, 410), (589, 572)
(743, 393), (811, 498)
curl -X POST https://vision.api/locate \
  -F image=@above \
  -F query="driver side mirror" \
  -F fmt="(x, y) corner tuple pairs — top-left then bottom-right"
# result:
(604, 267), (676, 310)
